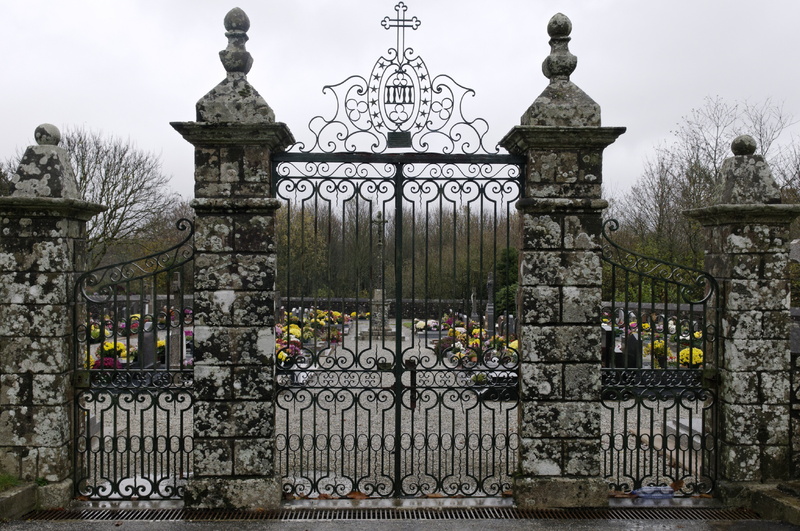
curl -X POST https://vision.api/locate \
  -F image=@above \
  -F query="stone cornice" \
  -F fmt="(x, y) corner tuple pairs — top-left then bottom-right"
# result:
(170, 122), (295, 151)
(516, 197), (608, 213)
(0, 196), (106, 221)
(685, 204), (800, 226)
(191, 197), (282, 215)
(499, 126), (626, 155)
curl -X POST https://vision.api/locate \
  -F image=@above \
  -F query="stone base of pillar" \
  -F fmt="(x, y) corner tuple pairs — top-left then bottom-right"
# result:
(513, 476), (608, 509)
(185, 477), (282, 509)
(37, 478), (73, 510)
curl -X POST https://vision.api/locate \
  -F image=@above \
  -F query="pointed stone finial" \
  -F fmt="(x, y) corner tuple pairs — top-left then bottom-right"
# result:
(520, 13), (600, 127)
(10, 124), (79, 199)
(720, 135), (781, 204)
(195, 8), (274, 123)
(542, 13), (577, 82)
(220, 7), (253, 74)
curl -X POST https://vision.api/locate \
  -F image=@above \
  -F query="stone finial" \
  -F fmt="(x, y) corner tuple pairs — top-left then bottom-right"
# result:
(34, 123), (61, 146)
(219, 7), (253, 74)
(196, 8), (275, 123)
(10, 124), (80, 200)
(731, 134), (757, 156)
(542, 13), (577, 82)
(720, 135), (781, 204)
(521, 13), (600, 127)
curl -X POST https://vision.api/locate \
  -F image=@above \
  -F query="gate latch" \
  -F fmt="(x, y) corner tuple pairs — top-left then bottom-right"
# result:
(74, 370), (91, 388)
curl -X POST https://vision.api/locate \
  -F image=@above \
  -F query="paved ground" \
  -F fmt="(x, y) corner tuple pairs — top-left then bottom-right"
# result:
(1, 518), (798, 530)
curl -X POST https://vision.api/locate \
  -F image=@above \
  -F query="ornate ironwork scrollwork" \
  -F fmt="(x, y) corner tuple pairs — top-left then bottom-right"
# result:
(73, 219), (194, 501)
(291, 2), (496, 155)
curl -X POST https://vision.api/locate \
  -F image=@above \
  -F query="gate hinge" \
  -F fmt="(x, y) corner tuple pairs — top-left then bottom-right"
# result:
(74, 370), (91, 388)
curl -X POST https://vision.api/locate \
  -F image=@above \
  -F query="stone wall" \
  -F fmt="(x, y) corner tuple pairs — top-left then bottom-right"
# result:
(172, 8), (294, 509)
(0, 124), (103, 508)
(500, 14), (624, 508)
(687, 135), (800, 484)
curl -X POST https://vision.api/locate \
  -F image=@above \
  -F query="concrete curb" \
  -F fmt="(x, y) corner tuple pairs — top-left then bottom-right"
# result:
(719, 482), (800, 526)
(0, 483), (36, 522)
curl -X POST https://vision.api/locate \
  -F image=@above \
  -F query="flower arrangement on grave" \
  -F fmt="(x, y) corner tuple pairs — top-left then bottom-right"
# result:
(471, 328), (487, 340)
(92, 341), (126, 369)
(325, 328), (342, 343)
(89, 323), (102, 342)
(643, 339), (667, 359)
(451, 341), (467, 361)
(679, 347), (703, 367)
(128, 314), (141, 335)
(275, 323), (303, 367)
(644, 339), (672, 368)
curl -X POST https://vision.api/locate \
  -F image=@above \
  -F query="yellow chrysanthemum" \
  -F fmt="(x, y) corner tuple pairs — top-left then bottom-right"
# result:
(679, 347), (703, 365)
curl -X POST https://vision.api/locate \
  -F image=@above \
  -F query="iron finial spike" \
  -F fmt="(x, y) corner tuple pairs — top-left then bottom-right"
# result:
(542, 13), (577, 82)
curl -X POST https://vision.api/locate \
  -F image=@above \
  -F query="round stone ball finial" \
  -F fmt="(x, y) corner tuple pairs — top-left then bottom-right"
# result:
(547, 13), (572, 38)
(34, 124), (61, 146)
(224, 7), (250, 32)
(731, 135), (757, 156)
(542, 13), (577, 82)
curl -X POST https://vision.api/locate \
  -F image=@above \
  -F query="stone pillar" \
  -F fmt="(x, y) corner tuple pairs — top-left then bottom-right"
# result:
(171, 8), (294, 509)
(0, 124), (104, 507)
(499, 14), (625, 508)
(686, 135), (800, 485)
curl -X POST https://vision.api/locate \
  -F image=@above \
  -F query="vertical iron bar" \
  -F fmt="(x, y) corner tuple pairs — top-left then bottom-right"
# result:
(393, 162), (404, 496)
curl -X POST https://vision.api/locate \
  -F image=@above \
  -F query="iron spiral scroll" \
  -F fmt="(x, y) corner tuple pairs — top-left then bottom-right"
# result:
(600, 218), (721, 496)
(73, 218), (195, 500)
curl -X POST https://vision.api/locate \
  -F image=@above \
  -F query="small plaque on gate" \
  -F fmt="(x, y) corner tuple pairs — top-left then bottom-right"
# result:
(74, 370), (91, 388)
(387, 131), (412, 148)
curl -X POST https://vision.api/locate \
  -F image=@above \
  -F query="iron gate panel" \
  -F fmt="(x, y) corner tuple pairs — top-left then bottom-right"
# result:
(600, 219), (720, 495)
(272, 2), (524, 499)
(273, 158), (521, 498)
(73, 220), (195, 500)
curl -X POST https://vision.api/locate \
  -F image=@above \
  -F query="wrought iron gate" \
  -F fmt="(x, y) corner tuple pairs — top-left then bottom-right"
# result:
(600, 219), (720, 495)
(273, 3), (523, 498)
(73, 220), (194, 500)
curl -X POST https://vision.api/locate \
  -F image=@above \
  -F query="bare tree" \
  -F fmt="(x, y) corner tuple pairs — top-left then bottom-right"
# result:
(617, 96), (799, 267)
(63, 127), (177, 265)
(3, 126), (178, 267)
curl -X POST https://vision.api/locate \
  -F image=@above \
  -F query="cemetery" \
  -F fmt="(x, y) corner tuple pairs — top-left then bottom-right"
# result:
(2, 2), (800, 526)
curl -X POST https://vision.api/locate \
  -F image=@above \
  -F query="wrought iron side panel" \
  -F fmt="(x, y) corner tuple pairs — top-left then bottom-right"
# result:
(600, 219), (720, 495)
(73, 220), (195, 500)
(274, 161), (521, 498)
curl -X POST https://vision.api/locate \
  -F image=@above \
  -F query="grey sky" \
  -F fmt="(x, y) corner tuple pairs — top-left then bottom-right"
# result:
(2, 0), (799, 200)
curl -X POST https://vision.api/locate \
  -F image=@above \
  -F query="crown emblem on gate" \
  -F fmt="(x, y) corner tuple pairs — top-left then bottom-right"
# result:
(295, 2), (493, 154)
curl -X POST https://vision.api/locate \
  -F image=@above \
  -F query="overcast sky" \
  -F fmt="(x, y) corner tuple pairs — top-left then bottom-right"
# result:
(2, 0), (800, 200)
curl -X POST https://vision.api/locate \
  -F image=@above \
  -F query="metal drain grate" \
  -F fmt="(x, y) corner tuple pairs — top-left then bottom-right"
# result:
(24, 506), (760, 522)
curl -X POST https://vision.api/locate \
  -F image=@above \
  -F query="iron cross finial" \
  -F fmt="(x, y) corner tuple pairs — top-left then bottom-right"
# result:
(381, 2), (421, 63)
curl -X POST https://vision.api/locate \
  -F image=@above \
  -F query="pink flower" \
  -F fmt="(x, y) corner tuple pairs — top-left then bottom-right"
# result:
(92, 357), (123, 369)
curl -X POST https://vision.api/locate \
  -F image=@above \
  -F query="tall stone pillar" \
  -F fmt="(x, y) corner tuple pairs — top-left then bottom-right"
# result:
(172, 8), (294, 509)
(499, 14), (625, 508)
(0, 124), (104, 507)
(686, 135), (800, 486)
